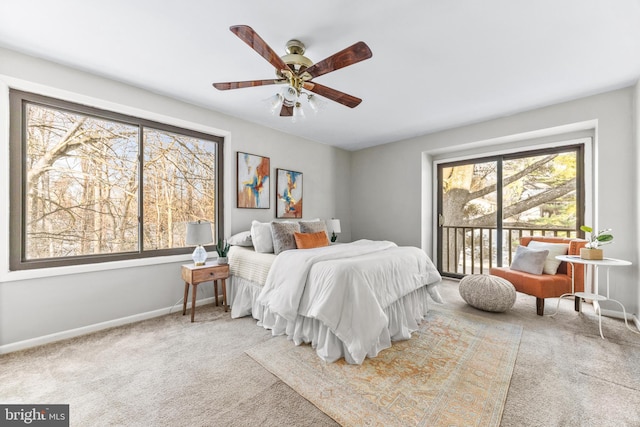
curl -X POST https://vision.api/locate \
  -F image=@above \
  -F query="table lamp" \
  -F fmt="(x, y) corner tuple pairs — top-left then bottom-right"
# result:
(329, 219), (341, 242)
(186, 220), (213, 266)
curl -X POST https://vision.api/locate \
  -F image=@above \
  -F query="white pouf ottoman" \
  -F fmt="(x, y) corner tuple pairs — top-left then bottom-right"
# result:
(459, 274), (516, 313)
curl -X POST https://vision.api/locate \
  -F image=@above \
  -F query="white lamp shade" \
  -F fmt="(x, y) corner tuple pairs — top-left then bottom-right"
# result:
(186, 221), (213, 246)
(283, 86), (297, 104)
(292, 102), (305, 123)
(307, 95), (319, 113)
(269, 93), (283, 114)
(329, 219), (341, 234)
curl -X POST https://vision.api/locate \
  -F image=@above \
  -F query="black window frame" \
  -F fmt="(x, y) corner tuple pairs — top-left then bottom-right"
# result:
(436, 143), (585, 278)
(9, 89), (224, 271)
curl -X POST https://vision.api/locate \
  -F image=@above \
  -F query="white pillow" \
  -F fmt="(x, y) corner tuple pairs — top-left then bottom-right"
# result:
(250, 220), (273, 253)
(228, 231), (252, 247)
(526, 241), (569, 275)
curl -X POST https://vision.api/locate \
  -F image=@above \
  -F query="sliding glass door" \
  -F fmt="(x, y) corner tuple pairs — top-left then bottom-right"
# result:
(437, 146), (583, 278)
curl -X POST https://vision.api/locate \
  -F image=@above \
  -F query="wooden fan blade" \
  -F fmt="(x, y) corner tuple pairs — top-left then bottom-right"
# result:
(230, 25), (289, 72)
(303, 82), (362, 108)
(213, 79), (285, 90)
(304, 41), (372, 79)
(280, 104), (294, 116)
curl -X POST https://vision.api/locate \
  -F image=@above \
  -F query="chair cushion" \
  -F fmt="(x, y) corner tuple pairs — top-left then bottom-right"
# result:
(459, 274), (516, 313)
(490, 266), (573, 299)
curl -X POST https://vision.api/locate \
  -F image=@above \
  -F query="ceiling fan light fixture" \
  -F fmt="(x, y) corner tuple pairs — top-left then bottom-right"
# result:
(282, 86), (298, 105)
(292, 102), (305, 123)
(268, 93), (284, 114)
(307, 95), (320, 113)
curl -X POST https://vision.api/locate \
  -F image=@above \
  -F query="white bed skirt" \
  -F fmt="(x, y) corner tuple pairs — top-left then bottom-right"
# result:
(228, 275), (432, 364)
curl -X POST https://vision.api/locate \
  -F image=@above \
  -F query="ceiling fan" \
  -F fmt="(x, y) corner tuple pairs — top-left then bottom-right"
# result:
(212, 25), (373, 117)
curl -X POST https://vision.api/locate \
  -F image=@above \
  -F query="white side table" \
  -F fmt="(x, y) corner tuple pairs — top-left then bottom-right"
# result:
(550, 255), (637, 339)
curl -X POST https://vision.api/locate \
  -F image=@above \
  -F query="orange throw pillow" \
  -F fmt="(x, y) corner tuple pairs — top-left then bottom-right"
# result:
(294, 231), (329, 249)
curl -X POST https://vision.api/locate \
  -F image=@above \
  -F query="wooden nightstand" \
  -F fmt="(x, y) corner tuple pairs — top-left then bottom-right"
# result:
(181, 262), (230, 322)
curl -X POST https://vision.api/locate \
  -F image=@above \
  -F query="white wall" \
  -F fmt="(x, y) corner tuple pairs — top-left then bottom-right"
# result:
(0, 47), (351, 351)
(635, 80), (640, 326)
(351, 86), (639, 316)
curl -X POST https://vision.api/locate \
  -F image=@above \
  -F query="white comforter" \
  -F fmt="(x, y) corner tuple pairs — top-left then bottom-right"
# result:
(257, 239), (442, 363)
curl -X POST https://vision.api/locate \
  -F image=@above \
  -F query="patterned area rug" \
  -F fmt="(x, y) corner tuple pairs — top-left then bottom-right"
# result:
(246, 306), (522, 427)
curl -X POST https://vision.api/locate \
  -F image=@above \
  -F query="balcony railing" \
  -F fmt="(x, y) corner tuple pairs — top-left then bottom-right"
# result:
(440, 226), (578, 276)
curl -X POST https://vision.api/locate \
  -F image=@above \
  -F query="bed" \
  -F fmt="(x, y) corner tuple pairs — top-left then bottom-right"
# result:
(228, 237), (443, 364)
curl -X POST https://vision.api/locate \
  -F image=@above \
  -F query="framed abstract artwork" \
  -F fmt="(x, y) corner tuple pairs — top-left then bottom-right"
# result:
(276, 168), (303, 218)
(237, 152), (270, 209)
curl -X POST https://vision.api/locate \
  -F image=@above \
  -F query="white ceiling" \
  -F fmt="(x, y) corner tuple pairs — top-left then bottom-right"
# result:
(1, 1), (639, 151)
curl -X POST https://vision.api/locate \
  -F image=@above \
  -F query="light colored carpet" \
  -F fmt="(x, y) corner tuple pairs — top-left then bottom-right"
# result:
(246, 306), (522, 426)
(1, 279), (639, 426)
(0, 308), (336, 427)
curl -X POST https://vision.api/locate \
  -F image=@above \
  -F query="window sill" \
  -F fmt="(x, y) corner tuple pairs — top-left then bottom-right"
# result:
(0, 252), (211, 283)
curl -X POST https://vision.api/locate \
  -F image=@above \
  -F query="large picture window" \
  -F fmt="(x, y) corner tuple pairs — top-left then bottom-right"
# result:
(9, 90), (223, 270)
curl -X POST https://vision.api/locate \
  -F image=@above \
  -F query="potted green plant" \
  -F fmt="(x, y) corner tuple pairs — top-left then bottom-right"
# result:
(216, 238), (230, 264)
(579, 225), (613, 260)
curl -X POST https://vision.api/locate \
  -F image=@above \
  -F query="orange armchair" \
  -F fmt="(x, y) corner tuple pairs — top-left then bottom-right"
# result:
(489, 236), (587, 315)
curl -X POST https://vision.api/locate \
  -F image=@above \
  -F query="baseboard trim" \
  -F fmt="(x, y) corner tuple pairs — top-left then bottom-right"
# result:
(0, 297), (216, 355)
(599, 307), (634, 320)
(557, 300), (640, 332)
(598, 308), (640, 332)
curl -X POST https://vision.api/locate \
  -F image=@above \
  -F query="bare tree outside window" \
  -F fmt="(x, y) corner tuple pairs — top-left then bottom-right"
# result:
(143, 129), (216, 250)
(10, 90), (223, 270)
(25, 104), (139, 259)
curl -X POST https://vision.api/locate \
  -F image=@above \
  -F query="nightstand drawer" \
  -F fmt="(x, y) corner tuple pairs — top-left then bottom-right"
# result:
(191, 265), (229, 283)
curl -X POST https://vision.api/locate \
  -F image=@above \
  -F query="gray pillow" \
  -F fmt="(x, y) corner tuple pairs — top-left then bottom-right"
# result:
(299, 220), (328, 238)
(227, 231), (252, 247)
(271, 222), (300, 255)
(510, 245), (549, 275)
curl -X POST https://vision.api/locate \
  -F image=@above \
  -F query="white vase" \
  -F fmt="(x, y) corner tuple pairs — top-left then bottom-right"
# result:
(217, 256), (228, 265)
